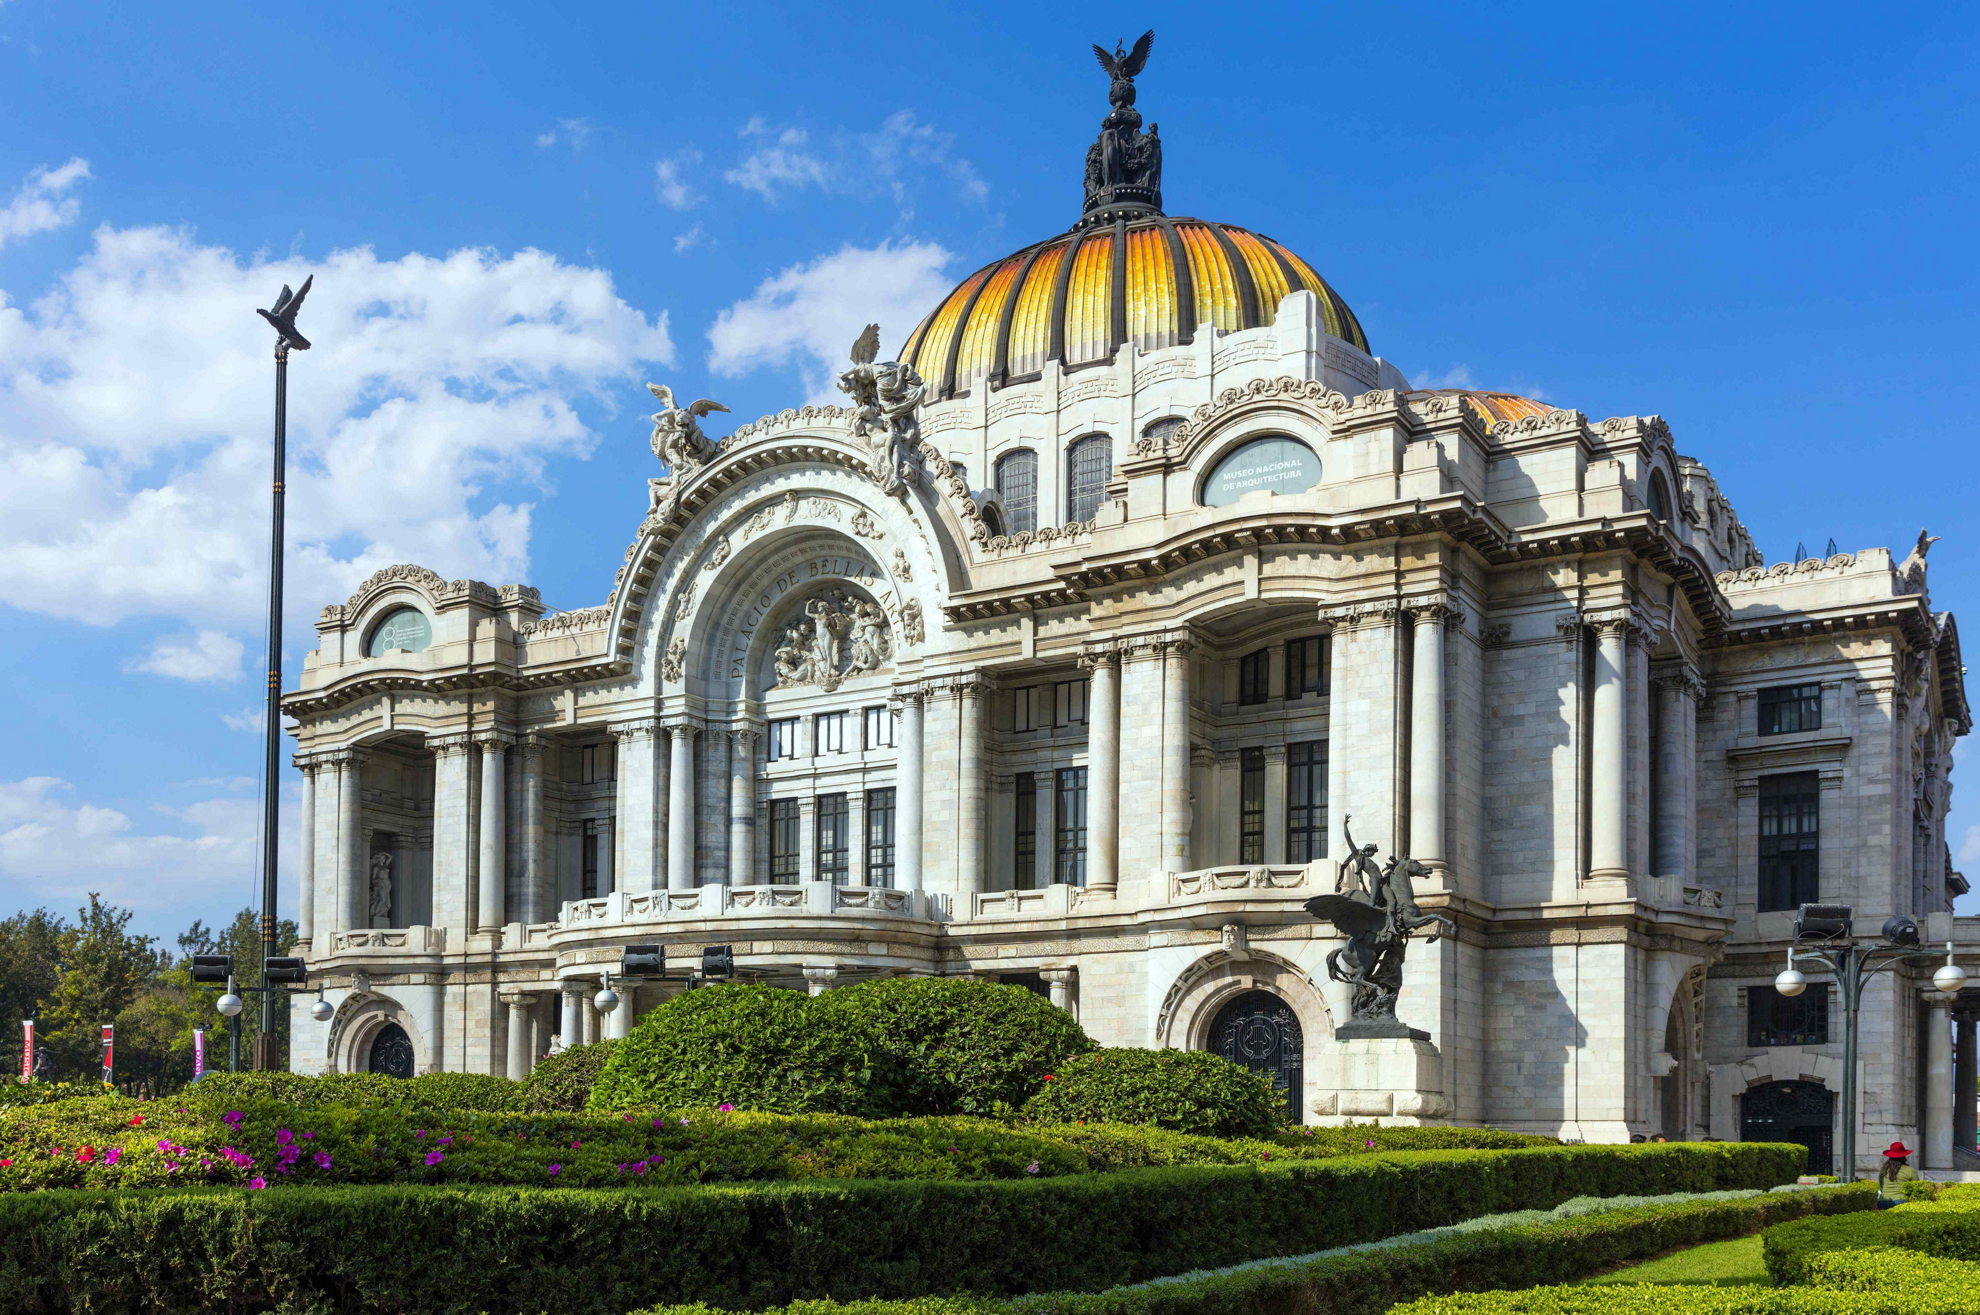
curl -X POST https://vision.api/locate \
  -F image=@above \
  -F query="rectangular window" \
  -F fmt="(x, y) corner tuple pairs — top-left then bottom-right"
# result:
(1747, 983), (1830, 1047)
(1013, 686), (1039, 733)
(1239, 650), (1270, 705)
(1055, 767), (1088, 886)
(1286, 635), (1329, 699)
(767, 718), (799, 762)
(996, 450), (1039, 535)
(1015, 774), (1038, 889)
(1067, 436), (1111, 524)
(580, 743), (614, 784)
(816, 793), (849, 882)
(1759, 772), (1820, 912)
(1239, 747), (1266, 863)
(862, 705), (896, 750)
(1287, 740), (1327, 863)
(768, 799), (800, 883)
(865, 788), (896, 888)
(580, 819), (601, 899)
(816, 711), (847, 755)
(1759, 683), (1822, 736)
(1054, 679), (1089, 728)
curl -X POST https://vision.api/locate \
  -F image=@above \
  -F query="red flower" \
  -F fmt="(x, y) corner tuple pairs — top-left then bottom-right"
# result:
(1042, 1074), (1055, 1082)
(75, 1146), (96, 1164)
(0, 1159), (13, 1168)
(128, 1115), (145, 1126)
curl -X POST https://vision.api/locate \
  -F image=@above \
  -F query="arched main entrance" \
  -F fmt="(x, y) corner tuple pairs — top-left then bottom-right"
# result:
(1210, 989), (1302, 1117)
(1739, 1080), (1833, 1174)
(367, 1022), (415, 1079)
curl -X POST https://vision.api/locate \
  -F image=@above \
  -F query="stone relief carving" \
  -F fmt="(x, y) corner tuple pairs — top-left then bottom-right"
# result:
(804, 497), (841, 522)
(701, 538), (732, 572)
(662, 635), (686, 683)
(837, 323), (926, 498)
(890, 547), (913, 582)
(368, 851), (393, 925)
(900, 598), (925, 646)
(520, 605), (610, 637)
(646, 383), (730, 475)
(772, 590), (892, 692)
(1897, 528), (1940, 595)
(850, 508), (884, 540)
(674, 584), (696, 621)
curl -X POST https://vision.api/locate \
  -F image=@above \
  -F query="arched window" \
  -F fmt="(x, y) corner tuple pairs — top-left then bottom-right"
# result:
(1647, 471), (1673, 522)
(1201, 435), (1321, 507)
(994, 449), (1038, 534)
(1066, 434), (1112, 524)
(1142, 416), (1186, 445)
(366, 607), (432, 657)
(982, 503), (1006, 537)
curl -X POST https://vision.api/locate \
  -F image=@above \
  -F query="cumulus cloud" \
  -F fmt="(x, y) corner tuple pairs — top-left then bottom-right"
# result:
(723, 112), (986, 216)
(725, 124), (830, 202)
(708, 240), (955, 401)
(221, 708), (266, 733)
(125, 629), (245, 682)
(0, 158), (91, 250)
(654, 149), (704, 210)
(1959, 823), (1979, 866)
(0, 225), (675, 648)
(673, 223), (707, 255)
(536, 118), (596, 152)
(1417, 365), (1477, 390)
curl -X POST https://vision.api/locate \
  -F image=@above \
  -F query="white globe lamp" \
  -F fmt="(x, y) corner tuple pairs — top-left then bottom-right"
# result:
(1774, 967), (1807, 998)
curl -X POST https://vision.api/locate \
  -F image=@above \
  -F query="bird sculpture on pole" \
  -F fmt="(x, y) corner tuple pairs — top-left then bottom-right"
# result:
(256, 277), (314, 353)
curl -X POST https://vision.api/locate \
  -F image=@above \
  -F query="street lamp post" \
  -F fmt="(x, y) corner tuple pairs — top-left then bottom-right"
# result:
(251, 278), (314, 1071)
(1775, 903), (1967, 1179)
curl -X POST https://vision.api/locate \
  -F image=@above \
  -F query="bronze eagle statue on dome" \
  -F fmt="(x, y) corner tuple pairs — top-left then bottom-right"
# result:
(1093, 30), (1154, 107)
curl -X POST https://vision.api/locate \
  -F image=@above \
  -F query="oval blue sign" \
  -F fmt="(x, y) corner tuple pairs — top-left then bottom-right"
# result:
(1201, 436), (1321, 507)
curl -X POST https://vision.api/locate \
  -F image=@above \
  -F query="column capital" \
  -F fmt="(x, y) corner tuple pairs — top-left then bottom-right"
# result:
(1405, 597), (1465, 627)
(318, 746), (370, 768)
(1120, 627), (1194, 661)
(426, 732), (475, 758)
(1077, 642), (1121, 672)
(731, 726), (759, 751)
(1650, 662), (1707, 701)
(802, 964), (840, 994)
(497, 988), (532, 1006)
(473, 730), (516, 751)
(610, 717), (664, 743)
(517, 733), (551, 763)
(557, 976), (592, 999)
(887, 682), (926, 711)
(927, 671), (997, 700)
(1039, 966), (1078, 986)
(660, 715), (702, 738)
(1320, 600), (1401, 632)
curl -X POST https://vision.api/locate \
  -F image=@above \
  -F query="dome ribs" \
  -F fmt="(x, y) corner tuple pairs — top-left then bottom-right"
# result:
(1223, 228), (1287, 327)
(939, 257), (1005, 399)
(1109, 217), (1129, 364)
(1204, 222), (1262, 330)
(1046, 230), (1079, 367)
(1153, 215), (1197, 345)
(990, 241), (1050, 387)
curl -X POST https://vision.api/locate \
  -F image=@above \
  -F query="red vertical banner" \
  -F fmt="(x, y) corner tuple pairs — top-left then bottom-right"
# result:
(100, 1022), (114, 1087)
(17, 1020), (30, 1083)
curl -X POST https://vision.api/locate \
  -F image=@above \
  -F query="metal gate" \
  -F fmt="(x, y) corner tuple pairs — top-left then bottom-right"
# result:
(1210, 990), (1302, 1117)
(1739, 1079), (1833, 1175)
(367, 1022), (415, 1079)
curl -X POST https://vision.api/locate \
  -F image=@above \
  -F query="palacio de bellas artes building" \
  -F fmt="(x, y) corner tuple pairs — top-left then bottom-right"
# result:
(282, 38), (1976, 1171)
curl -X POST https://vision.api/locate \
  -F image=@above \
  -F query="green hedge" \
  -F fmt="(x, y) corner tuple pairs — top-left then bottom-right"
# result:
(1035, 1123), (1555, 1171)
(519, 1039), (618, 1112)
(631, 1188), (1873, 1315)
(1761, 1183), (1980, 1284)
(0, 1144), (1807, 1314)
(1020, 1049), (1288, 1138)
(181, 1069), (525, 1113)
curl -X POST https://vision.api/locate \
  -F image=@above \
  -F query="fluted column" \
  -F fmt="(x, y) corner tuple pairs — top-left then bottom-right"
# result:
(476, 737), (508, 932)
(296, 760), (317, 942)
(519, 737), (547, 922)
(558, 980), (584, 1052)
(429, 736), (473, 931)
(606, 980), (633, 1040)
(895, 689), (925, 891)
(1925, 998), (1954, 1169)
(729, 729), (757, 885)
(1957, 1014), (1978, 1163)
(1081, 647), (1120, 894)
(1408, 602), (1456, 872)
(1588, 617), (1629, 882)
(666, 720), (698, 890)
(612, 720), (660, 893)
(338, 750), (367, 932)
(956, 676), (990, 895)
(1652, 668), (1700, 881)
(1159, 635), (1194, 872)
(500, 991), (529, 1080)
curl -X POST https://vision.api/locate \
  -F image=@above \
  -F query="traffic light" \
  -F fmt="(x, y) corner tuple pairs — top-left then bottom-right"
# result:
(621, 945), (666, 978)
(700, 945), (735, 980)
(189, 954), (234, 984)
(264, 957), (308, 984)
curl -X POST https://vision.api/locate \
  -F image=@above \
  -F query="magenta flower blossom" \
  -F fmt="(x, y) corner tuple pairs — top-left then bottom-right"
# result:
(653, 1117), (663, 1129)
(156, 1139), (172, 1153)
(301, 1131), (316, 1141)
(548, 1163), (562, 1177)
(1025, 1161), (1040, 1175)
(413, 1130), (426, 1140)
(634, 1162), (649, 1176)
(104, 1148), (122, 1167)
(222, 1111), (244, 1129)
(313, 1151), (332, 1170)
(1366, 1139), (1376, 1149)
(570, 1139), (581, 1150)
(246, 1177), (267, 1190)
(424, 1150), (445, 1167)
(276, 1128), (293, 1146)
(678, 1117), (689, 1127)
(716, 1103), (734, 1112)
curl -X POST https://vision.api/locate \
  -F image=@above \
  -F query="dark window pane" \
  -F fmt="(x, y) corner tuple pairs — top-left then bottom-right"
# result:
(1287, 741), (1327, 863)
(1747, 984), (1829, 1047)
(1015, 775), (1038, 890)
(1055, 767), (1088, 886)
(1759, 684), (1822, 736)
(1239, 650), (1270, 705)
(865, 788), (896, 888)
(1067, 435), (1112, 524)
(581, 819), (600, 899)
(769, 799), (800, 884)
(816, 794), (849, 882)
(1759, 772), (1819, 912)
(1240, 747), (1265, 863)
(1286, 635), (1329, 698)
(996, 449), (1039, 535)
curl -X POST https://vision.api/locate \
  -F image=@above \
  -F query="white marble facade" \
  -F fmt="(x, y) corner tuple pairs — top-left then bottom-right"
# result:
(284, 207), (1973, 1170)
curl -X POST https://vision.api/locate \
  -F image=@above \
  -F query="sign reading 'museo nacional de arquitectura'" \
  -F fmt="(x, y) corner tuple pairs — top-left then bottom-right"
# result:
(284, 42), (1972, 1170)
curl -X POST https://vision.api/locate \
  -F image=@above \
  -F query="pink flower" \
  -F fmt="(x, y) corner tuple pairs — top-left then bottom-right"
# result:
(0, 1160), (12, 1168)
(438, 1137), (453, 1145)
(313, 1151), (332, 1170)
(652, 1117), (662, 1128)
(570, 1140), (581, 1150)
(424, 1150), (444, 1167)
(104, 1148), (122, 1167)
(634, 1162), (649, 1176)
(222, 1111), (243, 1128)
(716, 1103), (734, 1112)
(1366, 1139), (1375, 1149)
(1025, 1161), (1040, 1175)
(75, 1146), (95, 1164)
(678, 1117), (689, 1127)
(246, 1177), (267, 1190)
(548, 1163), (562, 1177)
(156, 1139), (171, 1152)
(413, 1130), (425, 1140)
(1261, 1151), (1272, 1161)
(128, 1115), (144, 1126)
(301, 1131), (316, 1141)
(276, 1128), (293, 1145)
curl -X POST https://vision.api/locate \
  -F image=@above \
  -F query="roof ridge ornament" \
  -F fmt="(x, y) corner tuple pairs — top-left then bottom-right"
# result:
(1078, 29), (1162, 229)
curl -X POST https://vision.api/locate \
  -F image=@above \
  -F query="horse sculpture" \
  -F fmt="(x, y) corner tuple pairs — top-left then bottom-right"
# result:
(1305, 816), (1455, 1040)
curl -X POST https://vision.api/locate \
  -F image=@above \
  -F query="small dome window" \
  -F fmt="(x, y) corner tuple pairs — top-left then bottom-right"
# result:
(366, 607), (432, 657)
(1647, 471), (1673, 522)
(1201, 435), (1321, 507)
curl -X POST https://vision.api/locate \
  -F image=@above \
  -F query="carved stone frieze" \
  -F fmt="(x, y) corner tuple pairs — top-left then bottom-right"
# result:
(771, 588), (894, 692)
(661, 636), (687, 683)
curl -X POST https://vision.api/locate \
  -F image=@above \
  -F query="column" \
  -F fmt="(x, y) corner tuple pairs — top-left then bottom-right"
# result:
(430, 737), (472, 930)
(667, 722), (698, 890)
(1652, 670), (1699, 881)
(297, 761), (317, 942)
(798, 797), (818, 880)
(613, 721), (660, 893)
(957, 677), (988, 894)
(1957, 1014), (1978, 1161)
(525, 997), (543, 1072)
(896, 689), (925, 891)
(501, 991), (528, 1080)
(1041, 967), (1078, 1019)
(558, 981), (583, 1052)
(596, 819), (614, 895)
(847, 789), (868, 885)
(338, 751), (367, 932)
(1160, 636), (1193, 872)
(477, 738), (508, 931)
(803, 965), (839, 996)
(606, 980), (633, 1040)
(1924, 999), (1954, 1170)
(1082, 648), (1120, 893)
(581, 993), (600, 1046)
(520, 738), (547, 922)
(1263, 745), (1288, 864)
(728, 729), (756, 886)
(1034, 770), (1055, 888)
(1589, 618), (1629, 882)
(1409, 603), (1452, 871)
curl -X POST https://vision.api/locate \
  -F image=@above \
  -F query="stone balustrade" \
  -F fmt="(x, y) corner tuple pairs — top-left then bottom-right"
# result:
(556, 882), (940, 930)
(1168, 864), (1314, 903)
(1649, 876), (1729, 911)
(327, 926), (448, 955)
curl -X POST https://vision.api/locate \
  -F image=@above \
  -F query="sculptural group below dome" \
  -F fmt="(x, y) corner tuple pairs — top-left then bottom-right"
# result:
(899, 217), (1369, 402)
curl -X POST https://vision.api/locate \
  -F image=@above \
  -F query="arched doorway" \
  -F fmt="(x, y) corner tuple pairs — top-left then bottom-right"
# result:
(1739, 1080), (1833, 1174)
(367, 1022), (415, 1079)
(1210, 989), (1302, 1117)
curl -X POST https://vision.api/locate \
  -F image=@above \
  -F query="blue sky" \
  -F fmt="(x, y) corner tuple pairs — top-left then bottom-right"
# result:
(1, 0), (1976, 940)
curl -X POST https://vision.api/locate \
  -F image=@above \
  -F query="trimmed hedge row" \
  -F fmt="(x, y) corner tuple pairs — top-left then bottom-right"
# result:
(0, 1144), (1807, 1314)
(1019, 1050), (1288, 1138)
(1761, 1181), (1980, 1284)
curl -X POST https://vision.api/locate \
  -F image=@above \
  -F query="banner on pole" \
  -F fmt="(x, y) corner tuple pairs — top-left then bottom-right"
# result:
(193, 1027), (206, 1081)
(17, 1020), (30, 1084)
(100, 1022), (114, 1087)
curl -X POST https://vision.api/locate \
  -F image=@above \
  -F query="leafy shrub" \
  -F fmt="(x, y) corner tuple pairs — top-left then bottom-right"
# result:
(1763, 1183), (1980, 1284)
(0, 1143), (1816, 1314)
(1037, 1122), (1556, 1171)
(183, 1069), (523, 1114)
(519, 1038), (618, 1112)
(588, 984), (905, 1116)
(815, 977), (1095, 1115)
(1020, 1048), (1288, 1137)
(0, 1080), (112, 1109)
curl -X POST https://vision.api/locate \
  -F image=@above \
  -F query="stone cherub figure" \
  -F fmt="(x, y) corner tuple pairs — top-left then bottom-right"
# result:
(368, 851), (393, 925)
(646, 383), (730, 476)
(837, 324), (926, 497)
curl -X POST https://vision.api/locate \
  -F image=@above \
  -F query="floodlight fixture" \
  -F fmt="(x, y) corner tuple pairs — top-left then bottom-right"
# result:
(1794, 904), (1853, 942)
(1880, 915), (1921, 948)
(622, 944), (666, 978)
(189, 954), (234, 985)
(701, 945), (735, 980)
(264, 956), (308, 984)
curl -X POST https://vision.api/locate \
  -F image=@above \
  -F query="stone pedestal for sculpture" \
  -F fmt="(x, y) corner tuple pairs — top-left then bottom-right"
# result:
(1308, 1036), (1452, 1126)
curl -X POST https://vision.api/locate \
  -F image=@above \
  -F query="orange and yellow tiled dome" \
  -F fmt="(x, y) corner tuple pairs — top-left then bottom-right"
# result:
(899, 217), (1368, 401)
(1406, 389), (1554, 427)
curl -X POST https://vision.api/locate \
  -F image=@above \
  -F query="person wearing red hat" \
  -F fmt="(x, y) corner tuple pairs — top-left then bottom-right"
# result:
(1876, 1141), (1919, 1207)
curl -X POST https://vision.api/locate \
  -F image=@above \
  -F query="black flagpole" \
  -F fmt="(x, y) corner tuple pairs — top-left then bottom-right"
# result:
(254, 277), (313, 1070)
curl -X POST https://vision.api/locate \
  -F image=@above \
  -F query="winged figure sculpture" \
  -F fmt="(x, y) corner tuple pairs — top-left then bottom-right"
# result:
(1092, 30), (1153, 105)
(647, 382), (729, 474)
(256, 275), (314, 351)
(836, 323), (926, 499)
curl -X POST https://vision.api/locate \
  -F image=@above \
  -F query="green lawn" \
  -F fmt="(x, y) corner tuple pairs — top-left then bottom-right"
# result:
(1578, 1233), (1769, 1288)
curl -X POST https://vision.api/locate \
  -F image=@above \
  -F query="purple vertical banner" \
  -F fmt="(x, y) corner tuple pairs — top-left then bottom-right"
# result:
(17, 1020), (30, 1084)
(100, 1022), (114, 1087)
(193, 1027), (207, 1081)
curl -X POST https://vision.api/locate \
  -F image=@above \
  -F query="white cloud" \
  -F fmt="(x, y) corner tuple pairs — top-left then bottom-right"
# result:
(536, 118), (596, 152)
(708, 240), (955, 400)
(673, 224), (707, 255)
(1958, 823), (1980, 866)
(221, 708), (265, 733)
(125, 629), (245, 682)
(0, 224), (674, 644)
(1417, 365), (1477, 390)
(725, 126), (831, 202)
(0, 158), (91, 250)
(654, 149), (704, 210)
(723, 112), (986, 215)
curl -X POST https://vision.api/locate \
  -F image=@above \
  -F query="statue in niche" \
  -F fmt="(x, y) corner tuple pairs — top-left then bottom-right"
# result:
(368, 851), (394, 926)
(838, 324), (926, 498)
(772, 590), (891, 692)
(1303, 816), (1455, 1041)
(646, 383), (730, 476)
